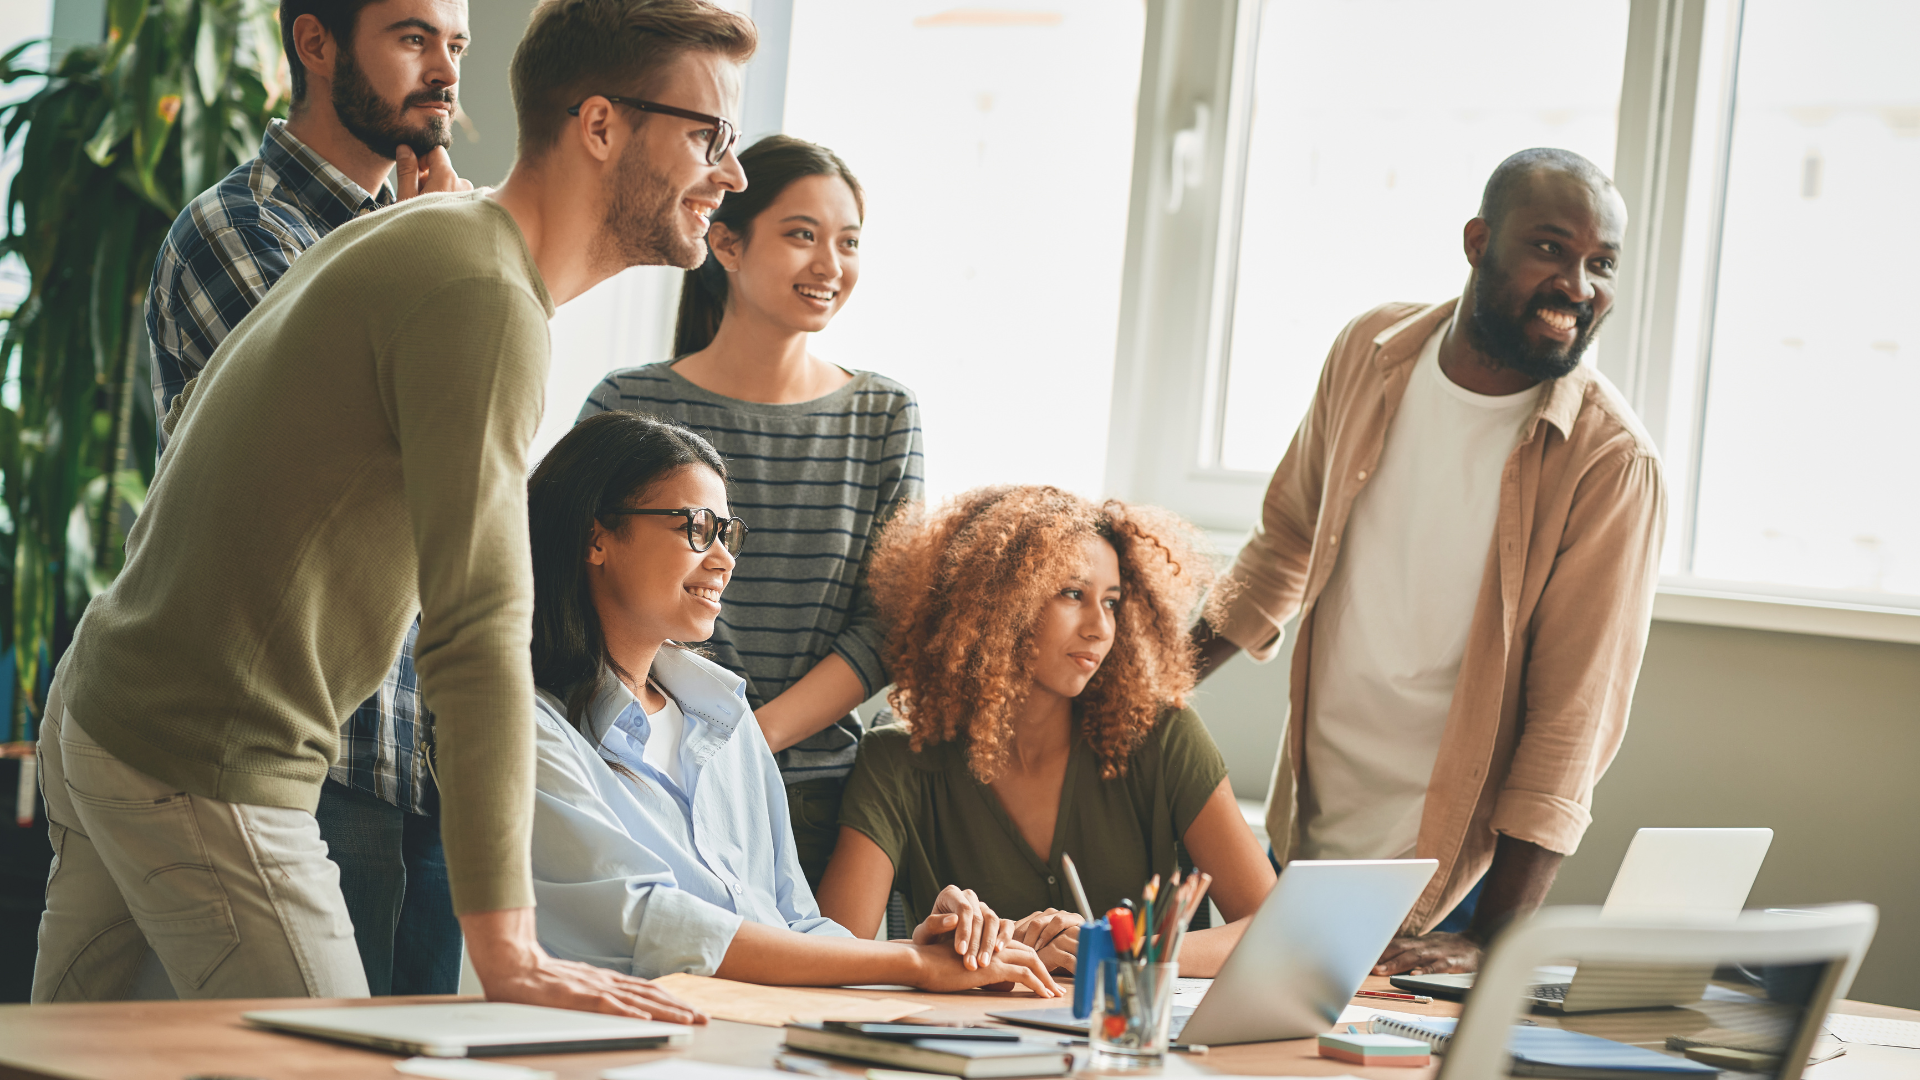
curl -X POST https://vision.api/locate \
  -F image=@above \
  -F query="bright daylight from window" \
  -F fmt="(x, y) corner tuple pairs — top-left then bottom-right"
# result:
(1686, 0), (1920, 602)
(783, 1), (1144, 500)
(1217, 0), (1630, 473)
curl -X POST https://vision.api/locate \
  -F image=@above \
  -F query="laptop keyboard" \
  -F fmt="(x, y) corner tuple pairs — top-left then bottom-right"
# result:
(1527, 984), (1569, 1002)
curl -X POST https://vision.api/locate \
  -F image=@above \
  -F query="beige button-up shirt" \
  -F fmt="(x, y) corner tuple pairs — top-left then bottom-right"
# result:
(1218, 299), (1667, 933)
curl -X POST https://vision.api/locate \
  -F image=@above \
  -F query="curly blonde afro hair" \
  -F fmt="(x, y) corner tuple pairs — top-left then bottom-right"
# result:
(869, 485), (1223, 784)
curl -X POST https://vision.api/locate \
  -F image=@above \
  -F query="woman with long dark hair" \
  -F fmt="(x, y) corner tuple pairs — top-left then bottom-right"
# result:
(578, 136), (921, 888)
(522, 412), (1055, 993)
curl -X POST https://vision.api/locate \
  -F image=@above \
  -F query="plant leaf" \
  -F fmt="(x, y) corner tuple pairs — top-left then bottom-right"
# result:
(105, 0), (148, 60)
(194, 1), (234, 105)
(84, 93), (136, 166)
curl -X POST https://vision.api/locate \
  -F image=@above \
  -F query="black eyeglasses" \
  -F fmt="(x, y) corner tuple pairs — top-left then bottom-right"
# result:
(603, 507), (749, 556)
(566, 96), (739, 165)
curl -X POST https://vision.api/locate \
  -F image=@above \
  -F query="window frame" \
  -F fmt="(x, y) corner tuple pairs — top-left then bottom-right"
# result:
(1103, 0), (1920, 645)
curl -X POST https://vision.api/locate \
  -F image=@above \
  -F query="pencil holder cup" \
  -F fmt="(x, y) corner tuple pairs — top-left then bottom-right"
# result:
(1090, 960), (1179, 1061)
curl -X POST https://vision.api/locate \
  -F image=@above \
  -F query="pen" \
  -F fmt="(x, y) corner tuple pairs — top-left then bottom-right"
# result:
(1356, 990), (1433, 1004)
(1060, 853), (1096, 923)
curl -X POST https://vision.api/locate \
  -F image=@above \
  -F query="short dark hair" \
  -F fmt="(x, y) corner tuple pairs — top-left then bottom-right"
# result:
(280, 0), (383, 104)
(674, 135), (864, 356)
(1478, 148), (1615, 235)
(527, 411), (728, 731)
(510, 0), (757, 160)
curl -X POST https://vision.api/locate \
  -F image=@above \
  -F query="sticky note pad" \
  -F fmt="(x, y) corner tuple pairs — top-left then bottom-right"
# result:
(1317, 1031), (1432, 1067)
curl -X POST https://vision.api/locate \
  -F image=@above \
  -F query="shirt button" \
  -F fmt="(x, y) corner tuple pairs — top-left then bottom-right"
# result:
(1047, 875), (1057, 885)
(1330, 535), (1340, 545)
(1357, 470), (1368, 481)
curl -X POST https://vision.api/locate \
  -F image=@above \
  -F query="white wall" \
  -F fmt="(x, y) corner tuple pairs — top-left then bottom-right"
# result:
(1197, 618), (1920, 1011)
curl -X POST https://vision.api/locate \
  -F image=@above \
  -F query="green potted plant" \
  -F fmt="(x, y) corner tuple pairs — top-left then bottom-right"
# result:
(1, 0), (286, 747)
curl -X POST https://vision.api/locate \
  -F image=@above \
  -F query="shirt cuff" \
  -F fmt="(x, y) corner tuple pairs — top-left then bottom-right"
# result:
(1489, 788), (1593, 857)
(830, 634), (885, 697)
(1217, 598), (1288, 662)
(627, 887), (747, 978)
(792, 916), (855, 938)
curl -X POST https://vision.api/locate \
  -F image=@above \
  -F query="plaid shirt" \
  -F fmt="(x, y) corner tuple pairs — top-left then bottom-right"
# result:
(146, 120), (435, 815)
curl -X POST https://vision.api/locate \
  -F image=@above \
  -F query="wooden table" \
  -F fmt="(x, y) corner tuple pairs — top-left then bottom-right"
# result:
(1, 977), (1913, 1080)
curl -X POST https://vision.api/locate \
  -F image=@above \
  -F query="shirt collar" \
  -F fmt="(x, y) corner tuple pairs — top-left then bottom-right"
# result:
(1375, 296), (1586, 442)
(581, 647), (750, 749)
(258, 119), (396, 232)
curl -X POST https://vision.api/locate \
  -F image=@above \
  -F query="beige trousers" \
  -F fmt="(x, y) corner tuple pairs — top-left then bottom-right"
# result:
(32, 677), (369, 1001)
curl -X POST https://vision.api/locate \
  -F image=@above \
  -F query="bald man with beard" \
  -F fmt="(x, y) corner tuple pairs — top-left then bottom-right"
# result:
(1192, 148), (1667, 978)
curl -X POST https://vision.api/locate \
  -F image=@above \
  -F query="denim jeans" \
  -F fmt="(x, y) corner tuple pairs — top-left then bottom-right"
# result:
(314, 779), (461, 995)
(1433, 875), (1486, 934)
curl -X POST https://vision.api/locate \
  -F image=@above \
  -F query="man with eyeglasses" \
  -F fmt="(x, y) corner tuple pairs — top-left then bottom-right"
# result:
(1191, 149), (1666, 979)
(144, 0), (477, 1000)
(35, 0), (752, 1016)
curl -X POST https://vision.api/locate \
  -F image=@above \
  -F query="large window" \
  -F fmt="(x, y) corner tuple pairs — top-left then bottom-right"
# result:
(781, 0), (1145, 499)
(1114, 0), (1920, 627)
(534, 0), (1920, 628)
(1678, 0), (1920, 600)
(1217, 0), (1631, 472)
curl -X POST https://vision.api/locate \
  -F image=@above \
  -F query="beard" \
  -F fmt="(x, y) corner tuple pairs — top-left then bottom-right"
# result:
(1466, 248), (1608, 382)
(592, 135), (708, 271)
(332, 48), (453, 160)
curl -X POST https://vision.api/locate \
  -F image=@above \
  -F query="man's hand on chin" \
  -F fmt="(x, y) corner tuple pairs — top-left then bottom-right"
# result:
(1373, 931), (1482, 976)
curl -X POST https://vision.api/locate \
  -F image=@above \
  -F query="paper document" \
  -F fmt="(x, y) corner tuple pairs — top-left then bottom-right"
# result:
(396, 1060), (555, 1080)
(606, 1053), (794, 1068)
(604, 1062), (788, 1080)
(649, 973), (930, 1027)
(1171, 977), (1212, 1008)
(1824, 1013), (1920, 1049)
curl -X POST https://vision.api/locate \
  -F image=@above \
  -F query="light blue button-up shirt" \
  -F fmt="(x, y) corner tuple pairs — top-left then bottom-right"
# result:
(530, 646), (850, 977)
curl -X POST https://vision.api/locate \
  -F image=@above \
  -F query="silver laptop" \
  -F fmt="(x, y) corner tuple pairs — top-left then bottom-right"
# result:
(1395, 827), (1774, 1013)
(242, 1002), (694, 1057)
(990, 858), (1437, 1046)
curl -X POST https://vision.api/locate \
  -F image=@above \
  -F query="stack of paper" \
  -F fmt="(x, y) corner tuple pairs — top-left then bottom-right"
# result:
(1824, 1013), (1920, 1049)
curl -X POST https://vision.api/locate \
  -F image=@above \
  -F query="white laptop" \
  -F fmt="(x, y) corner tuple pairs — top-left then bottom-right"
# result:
(1393, 827), (1774, 1013)
(989, 858), (1437, 1046)
(242, 1002), (694, 1057)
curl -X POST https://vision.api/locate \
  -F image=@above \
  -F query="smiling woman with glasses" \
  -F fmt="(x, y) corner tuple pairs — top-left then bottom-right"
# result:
(518, 411), (1059, 996)
(599, 506), (749, 556)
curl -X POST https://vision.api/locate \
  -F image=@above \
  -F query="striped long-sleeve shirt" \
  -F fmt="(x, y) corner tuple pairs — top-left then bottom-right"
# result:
(579, 361), (924, 783)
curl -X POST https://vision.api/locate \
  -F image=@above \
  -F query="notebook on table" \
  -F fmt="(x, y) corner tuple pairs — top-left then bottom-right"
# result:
(782, 1022), (1072, 1078)
(1369, 1014), (1719, 1079)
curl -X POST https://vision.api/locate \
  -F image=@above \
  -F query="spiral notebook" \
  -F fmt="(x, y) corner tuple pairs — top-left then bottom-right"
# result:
(1368, 1015), (1719, 1079)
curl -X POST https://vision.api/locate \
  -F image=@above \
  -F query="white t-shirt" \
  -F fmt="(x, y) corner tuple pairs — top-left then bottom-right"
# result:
(1297, 319), (1541, 861)
(641, 685), (688, 788)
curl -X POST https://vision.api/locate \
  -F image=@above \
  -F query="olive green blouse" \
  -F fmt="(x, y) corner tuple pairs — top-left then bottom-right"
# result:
(837, 706), (1228, 927)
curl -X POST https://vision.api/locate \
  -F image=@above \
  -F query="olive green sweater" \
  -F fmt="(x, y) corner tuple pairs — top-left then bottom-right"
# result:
(61, 191), (551, 914)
